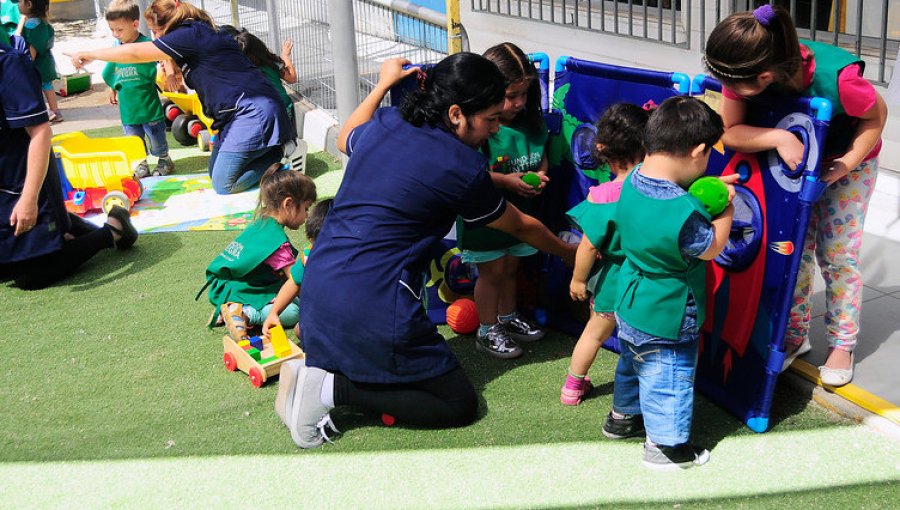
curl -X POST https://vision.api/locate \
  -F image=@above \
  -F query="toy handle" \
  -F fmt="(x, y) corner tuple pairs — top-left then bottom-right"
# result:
(780, 126), (810, 178)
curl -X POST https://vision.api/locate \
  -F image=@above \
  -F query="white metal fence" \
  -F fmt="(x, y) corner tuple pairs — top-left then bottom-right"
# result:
(470, 0), (898, 85)
(200, 0), (450, 114)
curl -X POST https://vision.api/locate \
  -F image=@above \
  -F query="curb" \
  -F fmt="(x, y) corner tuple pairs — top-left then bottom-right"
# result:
(291, 93), (342, 159)
(780, 363), (900, 440)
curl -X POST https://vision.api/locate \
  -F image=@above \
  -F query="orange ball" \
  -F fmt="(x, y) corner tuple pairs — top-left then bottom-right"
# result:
(446, 298), (479, 334)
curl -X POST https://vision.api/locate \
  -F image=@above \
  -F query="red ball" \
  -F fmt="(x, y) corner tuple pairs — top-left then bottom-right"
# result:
(446, 298), (479, 334)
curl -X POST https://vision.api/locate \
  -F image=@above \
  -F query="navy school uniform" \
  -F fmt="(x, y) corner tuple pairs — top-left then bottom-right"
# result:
(0, 36), (69, 263)
(299, 107), (507, 384)
(152, 21), (290, 152)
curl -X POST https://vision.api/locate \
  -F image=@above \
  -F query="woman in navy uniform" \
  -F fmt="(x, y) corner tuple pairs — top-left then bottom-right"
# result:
(271, 54), (576, 448)
(0, 35), (136, 289)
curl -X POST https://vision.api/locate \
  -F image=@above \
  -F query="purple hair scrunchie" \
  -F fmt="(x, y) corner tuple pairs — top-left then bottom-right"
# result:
(753, 4), (776, 26)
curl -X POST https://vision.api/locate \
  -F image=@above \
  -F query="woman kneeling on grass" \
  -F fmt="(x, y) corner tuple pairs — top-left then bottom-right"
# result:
(1, 35), (137, 290)
(268, 54), (576, 448)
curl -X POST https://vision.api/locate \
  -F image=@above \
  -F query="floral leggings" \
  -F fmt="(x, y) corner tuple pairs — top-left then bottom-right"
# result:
(786, 158), (879, 352)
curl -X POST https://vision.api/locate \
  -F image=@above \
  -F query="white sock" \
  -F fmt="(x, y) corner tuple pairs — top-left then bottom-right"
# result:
(320, 372), (335, 408)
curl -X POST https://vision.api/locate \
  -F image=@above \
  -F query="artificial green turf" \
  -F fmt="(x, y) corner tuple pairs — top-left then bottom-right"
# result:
(4, 130), (894, 506)
(0, 226), (855, 463)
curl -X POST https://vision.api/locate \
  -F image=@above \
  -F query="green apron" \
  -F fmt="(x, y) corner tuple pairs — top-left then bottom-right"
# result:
(615, 178), (710, 339)
(199, 217), (295, 324)
(566, 199), (624, 313)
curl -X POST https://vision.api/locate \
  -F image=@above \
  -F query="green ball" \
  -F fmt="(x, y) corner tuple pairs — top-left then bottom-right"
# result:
(522, 173), (541, 189)
(689, 176), (729, 216)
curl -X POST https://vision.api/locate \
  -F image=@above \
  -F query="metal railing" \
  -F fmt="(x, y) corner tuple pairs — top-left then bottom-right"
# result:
(471, 0), (898, 85)
(201, 0), (451, 114)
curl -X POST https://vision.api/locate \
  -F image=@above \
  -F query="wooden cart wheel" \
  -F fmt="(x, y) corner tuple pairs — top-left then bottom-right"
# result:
(223, 352), (237, 372)
(249, 367), (265, 388)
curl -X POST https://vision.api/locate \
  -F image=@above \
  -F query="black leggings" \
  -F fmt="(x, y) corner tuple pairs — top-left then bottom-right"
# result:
(333, 366), (479, 428)
(2, 214), (114, 290)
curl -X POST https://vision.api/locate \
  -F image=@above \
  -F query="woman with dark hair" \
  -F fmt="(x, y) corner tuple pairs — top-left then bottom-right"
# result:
(268, 54), (575, 449)
(65, 0), (293, 195)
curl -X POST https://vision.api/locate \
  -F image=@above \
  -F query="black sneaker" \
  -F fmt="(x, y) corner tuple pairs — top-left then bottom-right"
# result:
(106, 205), (138, 250)
(642, 442), (710, 471)
(501, 314), (545, 342)
(602, 412), (645, 439)
(475, 323), (523, 359)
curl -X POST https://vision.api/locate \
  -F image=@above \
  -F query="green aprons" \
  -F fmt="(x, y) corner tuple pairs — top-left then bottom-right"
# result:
(566, 199), (624, 313)
(0, 0), (20, 44)
(101, 35), (164, 126)
(799, 40), (866, 159)
(456, 122), (547, 251)
(615, 178), (711, 339)
(201, 217), (295, 321)
(20, 17), (56, 83)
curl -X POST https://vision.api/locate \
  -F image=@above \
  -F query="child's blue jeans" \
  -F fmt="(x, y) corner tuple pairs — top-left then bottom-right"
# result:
(123, 120), (169, 158)
(612, 337), (699, 446)
(208, 144), (283, 195)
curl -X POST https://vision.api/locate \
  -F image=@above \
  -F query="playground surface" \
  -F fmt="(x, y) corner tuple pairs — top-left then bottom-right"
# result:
(2, 19), (897, 508)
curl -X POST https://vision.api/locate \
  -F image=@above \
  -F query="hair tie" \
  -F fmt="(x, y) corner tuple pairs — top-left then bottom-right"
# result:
(174, 0), (182, 7)
(753, 4), (775, 26)
(642, 99), (658, 111)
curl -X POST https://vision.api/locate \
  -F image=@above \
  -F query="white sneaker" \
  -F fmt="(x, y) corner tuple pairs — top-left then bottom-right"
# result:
(287, 360), (338, 448)
(275, 359), (304, 428)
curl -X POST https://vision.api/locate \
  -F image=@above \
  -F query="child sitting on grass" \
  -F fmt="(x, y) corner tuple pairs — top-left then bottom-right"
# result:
(262, 197), (333, 341)
(102, 0), (174, 177)
(199, 165), (316, 341)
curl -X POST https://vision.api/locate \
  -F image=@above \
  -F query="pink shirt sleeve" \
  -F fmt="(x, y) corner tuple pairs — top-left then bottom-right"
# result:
(263, 242), (296, 272)
(721, 86), (743, 101)
(837, 63), (877, 117)
(588, 181), (625, 204)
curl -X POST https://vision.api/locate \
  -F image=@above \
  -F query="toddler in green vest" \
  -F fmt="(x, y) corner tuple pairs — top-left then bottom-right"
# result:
(201, 165), (317, 342)
(262, 197), (333, 341)
(457, 42), (549, 360)
(704, 5), (887, 386)
(596, 97), (736, 470)
(16, 0), (60, 122)
(562, 102), (649, 406)
(102, 0), (174, 177)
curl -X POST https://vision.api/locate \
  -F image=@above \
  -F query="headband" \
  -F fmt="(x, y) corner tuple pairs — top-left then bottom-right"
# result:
(753, 4), (775, 26)
(702, 55), (757, 80)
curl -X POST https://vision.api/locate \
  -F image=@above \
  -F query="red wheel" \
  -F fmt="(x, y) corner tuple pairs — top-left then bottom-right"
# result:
(188, 119), (203, 138)
(165, 104), (183, 122)
(249, 367), (265, 388)
(223, 352), (237, 372)
(381, 413), (396, 426)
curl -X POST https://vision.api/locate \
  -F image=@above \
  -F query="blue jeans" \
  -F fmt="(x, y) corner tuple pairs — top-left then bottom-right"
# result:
(244, 297), (300, 328)
(123, 120), (169, 158)
(612, 337), (699, 446)
(209, 143), (282, 195)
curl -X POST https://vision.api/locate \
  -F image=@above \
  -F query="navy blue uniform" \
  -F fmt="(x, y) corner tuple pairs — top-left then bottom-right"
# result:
(0, 36), (68, 263)
(152, 21), (289, 151)
(299, 108), (506, 383)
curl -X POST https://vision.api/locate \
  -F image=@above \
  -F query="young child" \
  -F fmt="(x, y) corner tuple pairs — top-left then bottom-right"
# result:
(101, 0), (174, 177)
(262, 197), (333, 340)
(596, 97), (735, 470)
(561, 103), (649, 406)
(17, 0), (60, 122)
(221, 26), (297, 125)
(456, 42), (549, 359)
(704, 5), (887, 386)
(0, 0), (20, 46)
(200, 165), (316, 341)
